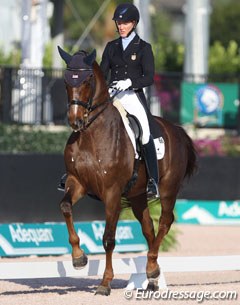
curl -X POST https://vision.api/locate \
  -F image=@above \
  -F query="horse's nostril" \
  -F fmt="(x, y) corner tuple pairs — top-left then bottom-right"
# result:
(69, 119), (83, 131)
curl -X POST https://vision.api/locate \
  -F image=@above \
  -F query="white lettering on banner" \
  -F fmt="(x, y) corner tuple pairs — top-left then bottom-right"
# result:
(218, 201), (240, 217)
(116, 226), (134, 242)
(92, 223), (134, 243)
(91, 223), (105, 241)
(9, 224), (54, 246)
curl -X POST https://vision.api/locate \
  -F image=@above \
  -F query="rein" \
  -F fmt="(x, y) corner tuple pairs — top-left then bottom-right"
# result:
(66, 66), (122, 131)
(66, 66), (110, 131)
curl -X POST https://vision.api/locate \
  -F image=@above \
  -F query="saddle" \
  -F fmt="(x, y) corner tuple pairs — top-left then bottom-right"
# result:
(127, 113), (143, 157)
(113, 99), (165, 160)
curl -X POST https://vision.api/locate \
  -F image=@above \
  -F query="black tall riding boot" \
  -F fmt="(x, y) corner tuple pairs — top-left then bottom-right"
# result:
(143, 135), (160, 198)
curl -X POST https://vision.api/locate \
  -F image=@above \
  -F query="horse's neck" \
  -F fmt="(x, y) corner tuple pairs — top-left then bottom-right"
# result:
(94, 103), (122, 132)
(85, 106), (123, 151)
(93, 64), (109, 104)
(91, 66), (127, 140)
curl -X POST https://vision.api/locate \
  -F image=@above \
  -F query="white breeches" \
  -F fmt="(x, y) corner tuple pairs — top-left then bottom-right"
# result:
(113, 90), (150, 145)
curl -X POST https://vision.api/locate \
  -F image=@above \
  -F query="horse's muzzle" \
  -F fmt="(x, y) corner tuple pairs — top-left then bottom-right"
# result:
(70, 119), (84, 132)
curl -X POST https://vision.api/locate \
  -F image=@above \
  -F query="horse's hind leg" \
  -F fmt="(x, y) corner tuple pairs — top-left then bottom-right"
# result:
(60, 177), (87, 269)
(147, 193), (176, 290)
(130, 194), (160, 290)
(129, 193), (155, 250)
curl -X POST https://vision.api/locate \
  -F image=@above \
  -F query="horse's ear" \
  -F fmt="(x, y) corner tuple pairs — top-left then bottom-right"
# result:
(84, 49), (96, 66)
(58, 46), (72, 65)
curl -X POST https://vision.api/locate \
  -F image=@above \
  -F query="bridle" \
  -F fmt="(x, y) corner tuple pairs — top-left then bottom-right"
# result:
(66, 66), (109, 131)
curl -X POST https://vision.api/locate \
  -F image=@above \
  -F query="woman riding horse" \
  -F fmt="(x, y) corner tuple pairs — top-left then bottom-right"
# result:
(100, 3), (159, 198)
(58, 3), (159, 198)
(57, 2), (197, 297)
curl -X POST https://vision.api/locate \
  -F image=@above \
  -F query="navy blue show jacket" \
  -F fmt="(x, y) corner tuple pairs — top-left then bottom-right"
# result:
(100, 34), (155, 90)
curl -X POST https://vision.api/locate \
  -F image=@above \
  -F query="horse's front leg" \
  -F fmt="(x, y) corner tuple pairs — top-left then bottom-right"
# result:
(60, 175), (87, 269)
(95, 195), (121, 296)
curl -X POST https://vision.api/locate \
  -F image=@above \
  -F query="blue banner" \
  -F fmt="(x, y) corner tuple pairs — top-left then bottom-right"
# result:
(0, 220), (147, 257)
(176, 200), (240, 225)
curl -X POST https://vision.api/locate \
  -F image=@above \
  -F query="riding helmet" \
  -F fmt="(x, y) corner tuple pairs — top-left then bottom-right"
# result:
(112, 3), (140, 24)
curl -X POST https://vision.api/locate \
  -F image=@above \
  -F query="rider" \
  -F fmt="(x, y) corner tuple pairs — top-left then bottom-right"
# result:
(100, 3), (159, 198)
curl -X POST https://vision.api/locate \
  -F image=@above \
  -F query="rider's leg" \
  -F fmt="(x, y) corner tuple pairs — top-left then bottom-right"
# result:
(142, 135), (160, 198)
(117, 91), (159, 198)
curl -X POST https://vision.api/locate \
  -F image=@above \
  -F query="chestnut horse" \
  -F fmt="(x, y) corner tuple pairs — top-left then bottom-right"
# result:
(58, 47), (197, 295)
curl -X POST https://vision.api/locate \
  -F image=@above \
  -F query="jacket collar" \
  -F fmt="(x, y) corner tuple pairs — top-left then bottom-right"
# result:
(115, 34), (140, 47)
(124, 34), (140, 58)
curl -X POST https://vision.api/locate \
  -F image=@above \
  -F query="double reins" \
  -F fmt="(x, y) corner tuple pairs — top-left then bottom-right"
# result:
(66, 66), (122, 130)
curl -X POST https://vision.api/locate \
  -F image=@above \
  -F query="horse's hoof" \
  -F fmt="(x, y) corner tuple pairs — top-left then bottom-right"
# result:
(72, 252), (88, 269)
(147, 266), (160, 279)
(146, 266), (160, 291)
(95, 285), (111, 296)
(146, 279), (159, 291)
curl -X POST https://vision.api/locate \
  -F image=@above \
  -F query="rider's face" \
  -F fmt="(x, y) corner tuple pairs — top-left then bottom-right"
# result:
(116, 21), (135, 37)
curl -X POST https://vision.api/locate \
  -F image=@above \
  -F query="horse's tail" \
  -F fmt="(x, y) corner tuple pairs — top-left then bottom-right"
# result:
(178, 126), (198, 179)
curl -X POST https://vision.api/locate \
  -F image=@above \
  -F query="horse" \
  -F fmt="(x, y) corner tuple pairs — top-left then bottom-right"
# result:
(58, 46), (197, 296)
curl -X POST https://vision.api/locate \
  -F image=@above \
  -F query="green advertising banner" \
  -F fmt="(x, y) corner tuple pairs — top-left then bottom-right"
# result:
(0, 220), (147, 257)
(176, 200), (240, 225)
(181, 82), (239, 127)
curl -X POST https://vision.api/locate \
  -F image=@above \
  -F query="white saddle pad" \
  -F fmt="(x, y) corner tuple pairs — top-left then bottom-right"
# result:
(113, 99), (165, 160)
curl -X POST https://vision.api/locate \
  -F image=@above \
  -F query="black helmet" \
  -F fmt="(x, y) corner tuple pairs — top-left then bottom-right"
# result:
(112, 3), (140, 24)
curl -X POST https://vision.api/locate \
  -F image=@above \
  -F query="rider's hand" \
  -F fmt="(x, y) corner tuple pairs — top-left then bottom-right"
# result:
(114, 78), (132, 91)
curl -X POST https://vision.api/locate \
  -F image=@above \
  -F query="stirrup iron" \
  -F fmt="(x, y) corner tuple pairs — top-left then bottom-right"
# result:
(147, 178), (160, 199)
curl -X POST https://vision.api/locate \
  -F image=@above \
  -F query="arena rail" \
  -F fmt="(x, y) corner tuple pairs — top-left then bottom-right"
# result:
(1, 255), (240, 290)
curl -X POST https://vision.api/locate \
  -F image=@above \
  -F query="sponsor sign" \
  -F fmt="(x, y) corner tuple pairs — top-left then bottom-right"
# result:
(176, 200), (240, 225)
(181, 82), (239, 127)
(0, 220), (147, 257)
(195, 84), (224, 126)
